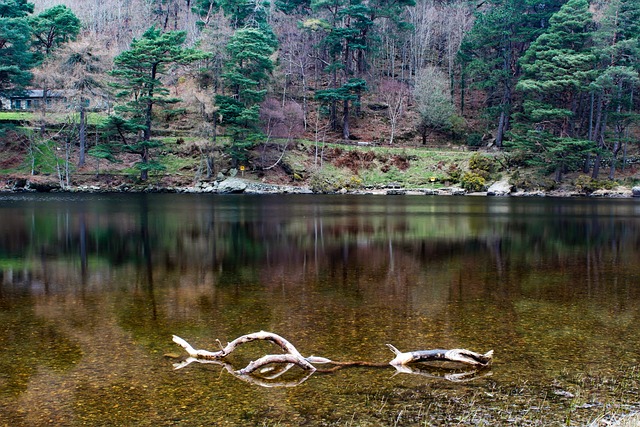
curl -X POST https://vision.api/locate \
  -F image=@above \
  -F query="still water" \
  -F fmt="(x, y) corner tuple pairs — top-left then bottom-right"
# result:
(1, 193), (639, 426)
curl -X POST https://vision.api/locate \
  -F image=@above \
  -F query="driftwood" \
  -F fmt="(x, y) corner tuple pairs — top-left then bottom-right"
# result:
(172, 331), (317, 372)
(172, 331), (493, 386)
(386, 344), (493, 368)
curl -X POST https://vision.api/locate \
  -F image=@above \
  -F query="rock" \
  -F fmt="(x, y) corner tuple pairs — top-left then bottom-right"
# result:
(28, 181), (60, 192)
(590, 187), (632, 198)
(487, 179), (513, 196)
(512, 190), (546, 197)
(281, 159), (307, 180)
(633, 186), (640, 197)
(217, 178), (247, 194)
(386, 189), (406, 195)
(12, 178), (28, 190)
(216, 172), (226, 181)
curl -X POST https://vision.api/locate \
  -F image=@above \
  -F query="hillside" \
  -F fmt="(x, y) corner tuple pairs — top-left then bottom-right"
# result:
(1, 0), (638, 195)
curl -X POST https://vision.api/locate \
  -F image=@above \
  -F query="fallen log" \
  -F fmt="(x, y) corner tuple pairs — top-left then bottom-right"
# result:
(386, 344), (493, 367)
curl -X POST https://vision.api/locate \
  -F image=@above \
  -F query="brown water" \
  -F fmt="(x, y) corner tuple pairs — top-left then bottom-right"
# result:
(1, 193), (639, 426)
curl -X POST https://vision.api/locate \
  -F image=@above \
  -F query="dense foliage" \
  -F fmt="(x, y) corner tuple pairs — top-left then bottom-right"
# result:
(1, 0), (639, 184)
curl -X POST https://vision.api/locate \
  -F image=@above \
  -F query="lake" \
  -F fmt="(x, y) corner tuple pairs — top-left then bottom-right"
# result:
(1, 193), (639, 426)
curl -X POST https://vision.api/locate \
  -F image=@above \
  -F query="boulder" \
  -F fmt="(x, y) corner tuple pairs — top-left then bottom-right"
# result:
(217, 178), (247, 194)
(633, 186), (640, 197)
(487, 179), (513, 196)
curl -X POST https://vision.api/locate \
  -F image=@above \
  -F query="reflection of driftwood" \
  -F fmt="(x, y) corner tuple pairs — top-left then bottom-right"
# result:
(172, 331), (494, 387)
(173, 357), (314, 387)
(390, 363), (493, 382)
(386, 344), (493, 368)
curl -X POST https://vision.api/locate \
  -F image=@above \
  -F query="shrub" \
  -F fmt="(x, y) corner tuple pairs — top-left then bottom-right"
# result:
(573, 175), (617, 193)
(447, 164), (462, 183)
(509, 170), (556, 191)
(469, 153), (495, 174)
(309, 167), (362, 193)
(460, 171), (486, 192)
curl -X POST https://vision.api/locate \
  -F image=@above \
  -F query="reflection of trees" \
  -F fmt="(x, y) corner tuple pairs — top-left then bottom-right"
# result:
(2, 196), (639, 294)
(0, 295), (82, 398)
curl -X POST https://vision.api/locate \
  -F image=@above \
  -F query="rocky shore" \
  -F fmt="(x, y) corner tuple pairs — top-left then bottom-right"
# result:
(3, 175), (639, 198)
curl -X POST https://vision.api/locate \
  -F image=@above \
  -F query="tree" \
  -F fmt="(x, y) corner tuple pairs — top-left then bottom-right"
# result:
(378, 78), (409, 145)
(110, 26), (208, 180)
(458, 0), (564, 148)
(192, 0), (271, 28)
(216, 27), (277, 164)
(414, 65), (456, 144)
(514, 0), (597, 181)
(259, 98), (304, 169)
(307, 0), (414, 140)
(29, 5), (81, 60)
(0, 0), (35, 101)
(57, 41), (107, 167)
(588, 0), (640, 179)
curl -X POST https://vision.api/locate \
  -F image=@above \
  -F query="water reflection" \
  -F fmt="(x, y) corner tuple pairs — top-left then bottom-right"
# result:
(1, 194), (639, 425)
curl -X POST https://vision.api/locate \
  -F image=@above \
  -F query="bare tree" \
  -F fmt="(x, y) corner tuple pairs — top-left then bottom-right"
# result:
(379, 78), (410, 145)
(259, 98), (304, 170)
(414, 66), (456, 144)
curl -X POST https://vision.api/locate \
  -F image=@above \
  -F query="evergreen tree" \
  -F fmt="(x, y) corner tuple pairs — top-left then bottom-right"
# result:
(29, 5), (80, 60)
(0, 0), (35, 100)
(216, 27), (277, 164)
(512, 0), (597, 181)
(308, 0), (414, 140)
(589, 0), (640, 178)
(458, 0), (563, 148)
(110, 27), (207, 180)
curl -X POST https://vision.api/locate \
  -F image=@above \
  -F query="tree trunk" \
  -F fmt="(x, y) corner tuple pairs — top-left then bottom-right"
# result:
(79, 101), (86, 167)
(342, 97), (350, 140)
(591, 92), (605, 179)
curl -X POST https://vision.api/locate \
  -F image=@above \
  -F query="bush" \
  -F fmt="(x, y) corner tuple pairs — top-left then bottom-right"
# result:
(309, 167), (362, 193)
(466, 133), (483, 148)
(468, 153), (495, 174)
(460, 171), (486, 192)
(509, 170), (556, 191)
(447, 164), (462, 183)
(573, 175), (617, 193)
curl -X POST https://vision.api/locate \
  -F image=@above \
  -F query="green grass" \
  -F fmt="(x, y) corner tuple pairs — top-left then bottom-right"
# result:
(0, 111), (34, 121)
(0, 111), (107, 126)
(299, 140), (478, 189)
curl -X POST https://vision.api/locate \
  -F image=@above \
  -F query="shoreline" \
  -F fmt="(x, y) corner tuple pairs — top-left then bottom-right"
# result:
(3, 176), (639, 198)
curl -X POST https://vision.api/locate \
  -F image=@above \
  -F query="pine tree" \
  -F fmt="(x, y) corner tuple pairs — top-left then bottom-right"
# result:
(0, 0), (35, 100)
(513, 0), (597, 181)
(589, 0), (640, 178)
(216, 27), (277, 164)
(110, 27), (208, 180)
(29, 5), (80, 60)
(458, 0), (563, 148)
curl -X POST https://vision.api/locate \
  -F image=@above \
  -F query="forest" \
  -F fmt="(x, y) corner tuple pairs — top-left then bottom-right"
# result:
(1, 0), (639, 191)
